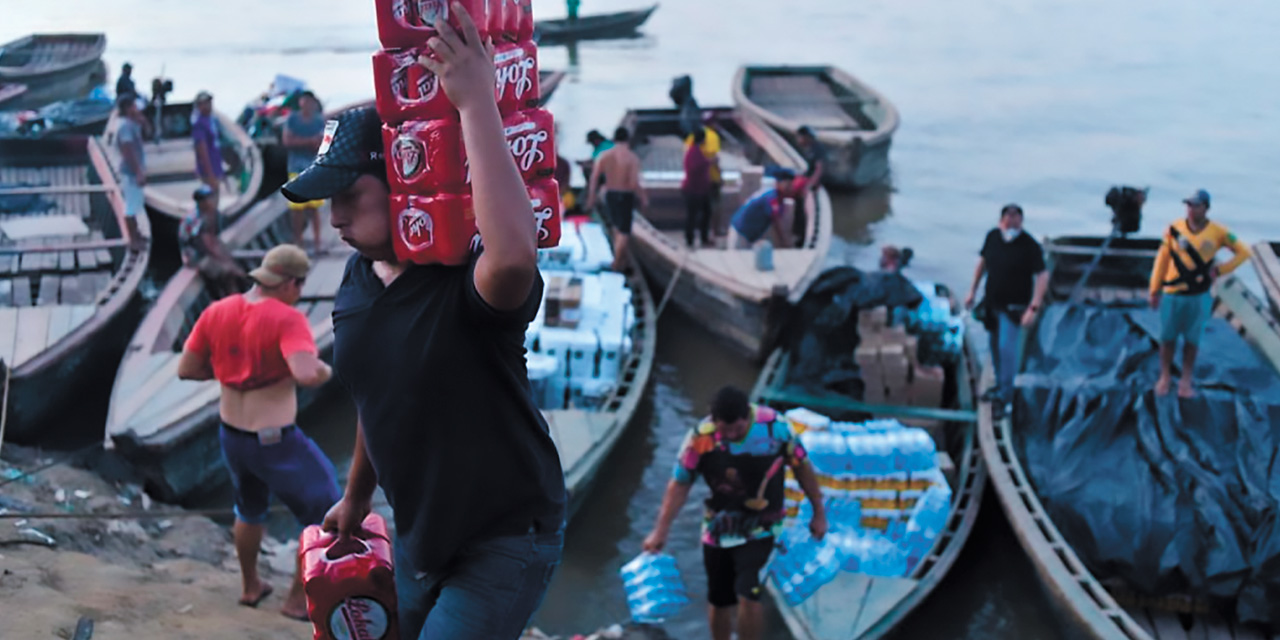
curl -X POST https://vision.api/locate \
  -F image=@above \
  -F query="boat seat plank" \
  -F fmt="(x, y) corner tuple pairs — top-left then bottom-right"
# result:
(0, 307), (18, 364)
(0, 278), (10, 306)
(76, 248), (97, 270)
(44, 304), (75, 350)
(12, 305), (52, 367)
(36, 275), (60, 305)
(4, 255), (18, 274)
(58, 250), (76, 271)
(58, 273), (96, 304)
(13, 276), (31, 306)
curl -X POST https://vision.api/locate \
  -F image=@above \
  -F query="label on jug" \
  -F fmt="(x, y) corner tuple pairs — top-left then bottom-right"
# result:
(493, 42), (538, 113)
(504, 120), (549, 173)
(391, 134), (426, 181)
(329, 596), (391, 640)
(399, 205), (437, 252)
(527, 179), (561, 248)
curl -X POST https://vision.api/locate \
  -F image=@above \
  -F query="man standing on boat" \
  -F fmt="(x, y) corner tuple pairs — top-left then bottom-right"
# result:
(282, 91), (326, 252)
(963, 203), (1048, 417)
(283, 7), (565, 637)
(644, 386), (826, 640)
(116, 63), (138, 103)
(682, 127), (714, 248)
(1149, 189), (1251, 397)
(586, 126), (648, 271)
(115, 95), (148, 251)
(177, 243), (341, 621)
(792, 125), (825, 247)
(192, 90), (225, 206)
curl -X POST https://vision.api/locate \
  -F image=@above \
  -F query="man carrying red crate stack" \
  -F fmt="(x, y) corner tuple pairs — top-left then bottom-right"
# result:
(282, 3), (566, 639)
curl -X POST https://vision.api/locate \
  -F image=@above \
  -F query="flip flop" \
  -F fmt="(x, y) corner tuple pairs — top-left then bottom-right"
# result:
(238, 583), (274, 608)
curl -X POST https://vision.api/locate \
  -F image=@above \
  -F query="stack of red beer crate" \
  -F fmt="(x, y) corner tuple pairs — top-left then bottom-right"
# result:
(372, 0), (561, 265)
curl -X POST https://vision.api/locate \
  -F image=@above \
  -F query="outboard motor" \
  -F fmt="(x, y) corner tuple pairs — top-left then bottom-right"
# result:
(1105, 185), (1147, 236)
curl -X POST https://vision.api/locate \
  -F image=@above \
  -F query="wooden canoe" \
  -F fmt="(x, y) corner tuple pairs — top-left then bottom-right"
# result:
(0, 135), (151, 444)
(104, 193), (353, 501)
(0, 95), (114, 139)
(102, 100), (264, 237)
(0, 34), (107, 83)
(978, 234), (1280, 640)
(552, 251), (657, 519)
(748, 287), (985, 639)
(535, 4), (658, 45)
(732, 65), (900, 190)
(1250, 241), (1280, 319)
(616, 105), (832, 361)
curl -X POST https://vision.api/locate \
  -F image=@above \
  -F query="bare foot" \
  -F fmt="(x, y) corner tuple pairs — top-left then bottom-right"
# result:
(1154, 376), (1171, 396)
(238, 581), (273, 608)
(280, 602), (310, 622)
(280, 578), (310, 621)
(1178, 380), (1195, 398)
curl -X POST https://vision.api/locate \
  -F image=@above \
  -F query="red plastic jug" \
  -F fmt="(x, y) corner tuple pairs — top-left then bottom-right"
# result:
(493, 40), (539, 115)
(504, 0), (534, 42)
(384, 119), (467, 194)
(527, 178), (562, 249)
(503, 108), (556, 182)
(300, 513), (399, 640)
(373, 48), (455, 125)
(391, 192), (479, 266)
(486, 0), (509, 41)
(375, 0), (491, 49)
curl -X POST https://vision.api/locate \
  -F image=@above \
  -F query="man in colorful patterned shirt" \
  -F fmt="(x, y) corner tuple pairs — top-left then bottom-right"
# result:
(644, 386), (827, 640)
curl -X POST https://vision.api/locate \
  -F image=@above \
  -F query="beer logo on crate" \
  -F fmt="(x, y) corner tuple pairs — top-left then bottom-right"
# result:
(392, 135), (425, 179)
(505, 122), (548, 172)
(531, 198), (554, 242)
(329, 597), (390, 640)
(415, 0), (448, 26)
(318, 120), (339, 157)
(399, 205), (436, 251)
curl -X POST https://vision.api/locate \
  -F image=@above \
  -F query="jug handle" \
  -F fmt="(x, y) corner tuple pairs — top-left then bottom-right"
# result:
(324, 536), (373, 561)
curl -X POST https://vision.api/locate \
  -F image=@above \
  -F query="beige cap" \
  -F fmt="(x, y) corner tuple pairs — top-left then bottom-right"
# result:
(249, 244), (310, 287)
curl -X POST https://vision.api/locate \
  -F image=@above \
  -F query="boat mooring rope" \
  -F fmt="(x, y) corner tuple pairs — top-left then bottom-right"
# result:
(654, 253), (688, 320)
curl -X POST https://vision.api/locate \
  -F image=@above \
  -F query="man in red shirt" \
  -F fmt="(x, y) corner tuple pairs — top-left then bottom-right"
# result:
(682, 127), (715, 248)
(177, 244), (339, 621)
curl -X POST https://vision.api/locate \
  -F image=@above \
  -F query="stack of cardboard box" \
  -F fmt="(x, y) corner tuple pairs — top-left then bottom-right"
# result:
(855, 308), (946, 410)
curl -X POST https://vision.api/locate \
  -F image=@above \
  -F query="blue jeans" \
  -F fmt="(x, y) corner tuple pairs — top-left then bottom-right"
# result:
(988, 310), (1021, 403)
(394, 526), (564, 640)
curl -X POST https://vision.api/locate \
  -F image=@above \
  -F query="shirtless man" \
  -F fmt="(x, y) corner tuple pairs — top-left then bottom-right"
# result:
(586, 126), (648, 271)
(177, 244), (340, 621)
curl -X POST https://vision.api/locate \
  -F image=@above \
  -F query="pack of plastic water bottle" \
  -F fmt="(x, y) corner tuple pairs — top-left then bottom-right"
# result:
(903, 483), (953, 572)
(892, 279), (966, 365)
(619, 552), (691, 623)
(768, 526), (845, 606)
(826, 528), (910, 577)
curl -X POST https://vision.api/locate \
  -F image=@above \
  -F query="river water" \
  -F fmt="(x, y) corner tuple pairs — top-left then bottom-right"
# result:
(10, 0), (1280, 637)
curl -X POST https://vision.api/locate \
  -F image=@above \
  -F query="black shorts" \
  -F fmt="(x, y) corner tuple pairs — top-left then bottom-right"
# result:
(703, 537), (775, 607)
(606, 191), (635, 235)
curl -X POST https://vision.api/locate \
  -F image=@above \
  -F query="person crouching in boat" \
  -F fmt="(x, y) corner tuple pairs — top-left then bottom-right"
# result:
(726, 169), (807, 251)
(177, 243), (341, 621)
(1149, 189), (1251, 398)
(178, 185), (248, 299)
(283, 6), (566, 637)
(644, 386), (827, 640)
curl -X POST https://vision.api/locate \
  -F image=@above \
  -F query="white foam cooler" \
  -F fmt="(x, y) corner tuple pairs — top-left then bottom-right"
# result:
(577, 223), (613, 273)
(525, 352), (564, 410)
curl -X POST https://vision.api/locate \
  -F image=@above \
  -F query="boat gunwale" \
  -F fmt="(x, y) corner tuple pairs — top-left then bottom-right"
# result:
(0, 33), (107, 80)
(12, 135), (152, 379)
(731, 65), (901, 148)
(751, 329), (986, 640)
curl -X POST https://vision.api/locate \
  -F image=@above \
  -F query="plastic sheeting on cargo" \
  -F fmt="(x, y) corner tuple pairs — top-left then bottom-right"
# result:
(782, 267), (924, 398)
(1014, 302), (1280, 627)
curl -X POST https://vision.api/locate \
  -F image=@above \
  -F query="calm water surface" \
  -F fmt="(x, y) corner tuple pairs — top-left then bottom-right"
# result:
(9, 0), (1278, 637)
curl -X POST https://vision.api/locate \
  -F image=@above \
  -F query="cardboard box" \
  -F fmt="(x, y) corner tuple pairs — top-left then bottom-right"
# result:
(545, 275), (583, 328)
(855, 345), (885, 403)
(911, 364), (946, 409)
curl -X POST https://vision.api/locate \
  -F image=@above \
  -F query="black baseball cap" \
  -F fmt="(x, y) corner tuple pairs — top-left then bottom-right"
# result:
(281, 106), (386, 204)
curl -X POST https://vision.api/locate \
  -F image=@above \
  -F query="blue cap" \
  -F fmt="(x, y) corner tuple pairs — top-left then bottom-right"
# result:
(192, 184), (215, 200)
(1183, 189), (1210, 207)
(765, 166), (797, 181)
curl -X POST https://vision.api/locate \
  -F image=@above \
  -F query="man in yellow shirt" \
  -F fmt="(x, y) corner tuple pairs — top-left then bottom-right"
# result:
(1148, 189), (1250, 397)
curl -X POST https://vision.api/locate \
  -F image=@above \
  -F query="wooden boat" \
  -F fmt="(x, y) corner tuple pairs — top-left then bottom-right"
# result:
(0, 135), (150, 444)
(978, 234), (1280, 640)
(0, 83), (27, 106)
(1250, 240), (1280, 318)
(102, 100), (264, 237)
(0, 96), (114, 139)
(535, 4), (658, 45)
(104, 193), (352, 502)
(618, 105), (832, 361)
(0, 34), (107, 83)
(539, 69), (567, 105)
(732, 66), (900, 190)
(547, 242), (657, 518)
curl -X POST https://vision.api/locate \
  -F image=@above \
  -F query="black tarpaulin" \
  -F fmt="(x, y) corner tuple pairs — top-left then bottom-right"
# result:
(1015, 302), (1280, 626)
(782, 267), (923, 398)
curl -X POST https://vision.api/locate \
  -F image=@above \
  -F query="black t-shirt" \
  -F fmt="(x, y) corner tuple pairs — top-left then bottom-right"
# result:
(980, 229), (1046, 308)
(801, 140), (827, 177)
(332, 252), (566, 573)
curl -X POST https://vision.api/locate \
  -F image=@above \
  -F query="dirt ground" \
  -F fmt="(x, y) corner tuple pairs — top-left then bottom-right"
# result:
(0, 448), (663, 640)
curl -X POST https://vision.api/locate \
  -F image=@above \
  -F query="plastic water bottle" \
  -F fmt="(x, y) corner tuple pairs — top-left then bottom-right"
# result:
(619, 552), (690, 623)
(769, 527), (845, 605)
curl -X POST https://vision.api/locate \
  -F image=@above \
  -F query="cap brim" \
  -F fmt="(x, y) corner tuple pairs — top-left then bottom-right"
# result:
(248, 266), (287, 287)
(281, 163), (362, 203)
